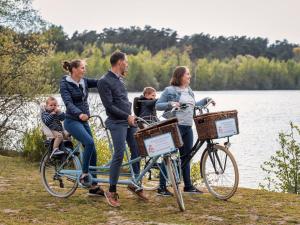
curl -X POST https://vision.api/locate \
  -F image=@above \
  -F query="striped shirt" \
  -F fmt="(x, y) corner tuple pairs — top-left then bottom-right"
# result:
(41, 110), (65, 131)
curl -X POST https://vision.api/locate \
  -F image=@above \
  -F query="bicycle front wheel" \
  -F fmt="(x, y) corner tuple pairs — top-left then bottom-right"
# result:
(40, 153), (79, 198)
(201, 144), (239, 200)
(165, 156), (185, 212)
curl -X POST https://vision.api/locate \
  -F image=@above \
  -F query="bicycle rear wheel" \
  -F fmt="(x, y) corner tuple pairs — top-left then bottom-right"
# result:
(201, 144), (239, 200)
(40, 152), (79, 198)
(165, 156), (185, 211)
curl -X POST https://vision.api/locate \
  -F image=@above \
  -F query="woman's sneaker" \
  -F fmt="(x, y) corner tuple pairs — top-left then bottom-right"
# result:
(157, 187), (173, 197)
(183, 186), (203, 194)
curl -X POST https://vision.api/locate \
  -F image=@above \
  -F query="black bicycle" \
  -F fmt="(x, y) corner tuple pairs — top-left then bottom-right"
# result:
(142, 100), (239, 200)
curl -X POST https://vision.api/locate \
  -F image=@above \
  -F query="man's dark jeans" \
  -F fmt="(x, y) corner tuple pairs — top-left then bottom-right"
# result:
(159, 125), (193, 189)
(106, 119), (140, 185)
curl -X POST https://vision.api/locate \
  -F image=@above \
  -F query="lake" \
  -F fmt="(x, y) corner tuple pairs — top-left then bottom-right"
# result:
(45, 90), (300, 189)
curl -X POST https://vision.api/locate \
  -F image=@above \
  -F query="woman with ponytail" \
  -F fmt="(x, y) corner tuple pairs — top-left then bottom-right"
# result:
(60, 59), (104, 196)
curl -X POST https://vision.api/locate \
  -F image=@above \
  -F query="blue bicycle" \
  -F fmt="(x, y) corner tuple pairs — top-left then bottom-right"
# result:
(40, 115), (185, 211)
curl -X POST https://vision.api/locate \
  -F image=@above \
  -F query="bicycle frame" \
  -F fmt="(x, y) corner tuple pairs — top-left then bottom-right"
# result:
(179, 99), (232, 178)
(58, 146), (177, 188)
(56, 114), (179, 189)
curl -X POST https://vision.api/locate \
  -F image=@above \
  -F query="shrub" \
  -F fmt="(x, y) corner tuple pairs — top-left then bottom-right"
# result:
(191, 162), (202, 186)
(260, 122), (300, 194)
(94, 138), (112, 166)
(22, 126), (47, 162)
(89, 120), (113, 166)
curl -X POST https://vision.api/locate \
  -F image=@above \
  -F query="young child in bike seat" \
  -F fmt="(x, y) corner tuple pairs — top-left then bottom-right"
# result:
(42, 96), (69, 157)
(137, 87), (158, 123)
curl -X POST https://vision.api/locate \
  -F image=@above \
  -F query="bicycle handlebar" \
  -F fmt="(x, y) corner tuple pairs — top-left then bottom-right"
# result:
(89, 99), (214, 129)
(89, 115), (106, 128)
(194, 98), (215, 114)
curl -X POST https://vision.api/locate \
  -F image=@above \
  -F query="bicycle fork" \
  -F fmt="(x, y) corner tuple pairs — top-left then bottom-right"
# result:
(200, 143), (228, 177)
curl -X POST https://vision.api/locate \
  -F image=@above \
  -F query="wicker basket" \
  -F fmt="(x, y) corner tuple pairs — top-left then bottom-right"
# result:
(134, 118), (183, 157)
(193, 110), (239, 141)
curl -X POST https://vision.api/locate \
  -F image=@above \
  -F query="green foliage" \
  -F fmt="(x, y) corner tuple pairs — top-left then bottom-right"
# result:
(191, 162), (202, 185)
(45, 25), (298, 61)
(22, 126), (47, 162)
(260, 122), (300, 194)
(44, 41), (300, 92)
(0, 0), (53, 149)
(0, 0), (45, 31)
(0, 26), (53, 148)
(293, 47), (300, 63)
(88, 120), (113, 166)
(94, 138), (112, 166)
(46, 50), (80, 92)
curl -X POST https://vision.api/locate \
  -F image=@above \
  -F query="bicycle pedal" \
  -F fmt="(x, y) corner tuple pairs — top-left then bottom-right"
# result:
(78, 173), (93, 188)
(59, 180), (64, 188)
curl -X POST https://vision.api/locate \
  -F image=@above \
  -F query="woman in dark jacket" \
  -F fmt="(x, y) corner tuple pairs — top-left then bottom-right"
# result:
(60, 59), (103, 196)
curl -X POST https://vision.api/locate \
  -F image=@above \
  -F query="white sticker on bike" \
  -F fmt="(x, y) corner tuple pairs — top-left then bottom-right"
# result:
(215, 118), (237, 138)
(144, 132), (176, 157)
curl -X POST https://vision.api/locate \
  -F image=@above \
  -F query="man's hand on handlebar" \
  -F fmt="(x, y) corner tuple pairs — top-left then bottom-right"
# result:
(128, 115), (136, 126)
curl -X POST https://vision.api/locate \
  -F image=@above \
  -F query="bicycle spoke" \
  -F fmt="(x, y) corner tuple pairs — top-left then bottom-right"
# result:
(41, 154), (78, 198)
(202, 145), (239, 200)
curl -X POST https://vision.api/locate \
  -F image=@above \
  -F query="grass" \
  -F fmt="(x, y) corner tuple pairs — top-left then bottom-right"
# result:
(0, 155), (300, 225)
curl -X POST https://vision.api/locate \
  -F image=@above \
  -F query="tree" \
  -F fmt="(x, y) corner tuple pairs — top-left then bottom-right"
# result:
(43, 25), (68, 52)
(0, 0), (45, 31)
(266, 40), (297, 61)
(0, 0), (52, 150)
(293, 47), (300, 63)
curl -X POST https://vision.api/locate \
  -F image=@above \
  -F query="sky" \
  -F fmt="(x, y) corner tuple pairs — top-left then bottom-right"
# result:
(32, 0), (300, 44)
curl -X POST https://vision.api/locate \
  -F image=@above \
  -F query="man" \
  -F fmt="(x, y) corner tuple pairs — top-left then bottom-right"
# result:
(97, 51), (148, 207)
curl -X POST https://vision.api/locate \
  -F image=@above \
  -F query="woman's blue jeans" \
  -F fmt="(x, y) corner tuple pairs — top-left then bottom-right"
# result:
(64, 118), (97, 184)
(159, 125), (193, 189)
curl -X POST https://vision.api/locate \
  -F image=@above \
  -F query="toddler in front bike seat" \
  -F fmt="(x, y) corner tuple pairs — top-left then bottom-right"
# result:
(41, 96), (70, 158)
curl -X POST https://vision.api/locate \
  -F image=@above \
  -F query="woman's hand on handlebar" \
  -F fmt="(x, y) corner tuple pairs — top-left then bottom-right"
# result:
(79, 113), (89, 121)
(170, 101), (180, 108)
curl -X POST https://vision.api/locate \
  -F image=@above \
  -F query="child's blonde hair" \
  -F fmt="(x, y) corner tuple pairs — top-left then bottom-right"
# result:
(46, 96), (57, 105)
(143, 87), (156, 96)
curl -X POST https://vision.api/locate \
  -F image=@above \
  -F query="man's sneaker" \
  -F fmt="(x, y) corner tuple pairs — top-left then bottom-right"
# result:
(157, 187), (173, 197)
(183, 186), (203, 194)
(104, 191), (120, 207)
(50, 148), (64, 158)
(127, 184), (149, 201)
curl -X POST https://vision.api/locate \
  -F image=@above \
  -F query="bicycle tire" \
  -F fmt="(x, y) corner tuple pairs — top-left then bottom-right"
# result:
(201, 144), (239, 200)
(40, 152), (79, 198)
(165, 156), (185, 211)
